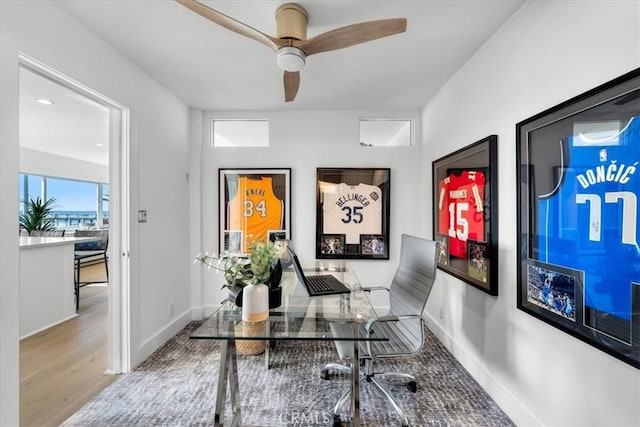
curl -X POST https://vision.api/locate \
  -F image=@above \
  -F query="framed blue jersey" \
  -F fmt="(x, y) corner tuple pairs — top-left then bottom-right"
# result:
(537, 117), (639, 343)
(517, 68), (640, 369)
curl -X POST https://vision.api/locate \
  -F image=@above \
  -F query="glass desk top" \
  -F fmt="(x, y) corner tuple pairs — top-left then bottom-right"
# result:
(190, 261), (386, 342)
(189, 261), (382, 427)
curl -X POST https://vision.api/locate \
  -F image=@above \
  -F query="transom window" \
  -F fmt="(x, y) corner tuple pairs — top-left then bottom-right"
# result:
(212, 120), (269, 147)
(359, 119), (412, 147)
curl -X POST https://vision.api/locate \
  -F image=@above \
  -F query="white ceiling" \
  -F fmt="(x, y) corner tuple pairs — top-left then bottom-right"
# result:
(20, 0), (525, 164)
(58, 0), (525, 111)
(19, 68), (110, 166)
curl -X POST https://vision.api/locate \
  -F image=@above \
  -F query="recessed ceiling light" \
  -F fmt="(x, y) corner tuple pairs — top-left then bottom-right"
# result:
(95, 143), (105, 147)
(36, 98), (54, 105)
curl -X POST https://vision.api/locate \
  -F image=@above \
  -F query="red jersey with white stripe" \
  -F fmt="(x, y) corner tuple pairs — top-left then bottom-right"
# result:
(438, 170), (485, 258)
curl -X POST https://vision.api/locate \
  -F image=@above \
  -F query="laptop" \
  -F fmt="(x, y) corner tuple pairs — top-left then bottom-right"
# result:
(287, 245), (350, 297)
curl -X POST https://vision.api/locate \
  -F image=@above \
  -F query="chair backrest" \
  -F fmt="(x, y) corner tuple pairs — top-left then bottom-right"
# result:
(389, 234), (438, 317)
(29, 229), (66, 237)
(74, 229), (109, 252)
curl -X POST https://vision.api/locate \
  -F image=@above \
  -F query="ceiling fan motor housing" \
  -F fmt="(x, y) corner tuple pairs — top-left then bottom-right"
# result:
(276, 3), (308, 40)
(276, 47), (306, 72)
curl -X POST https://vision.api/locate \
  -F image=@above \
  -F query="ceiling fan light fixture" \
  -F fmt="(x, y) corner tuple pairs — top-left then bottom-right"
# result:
(276, 47), (306, 72)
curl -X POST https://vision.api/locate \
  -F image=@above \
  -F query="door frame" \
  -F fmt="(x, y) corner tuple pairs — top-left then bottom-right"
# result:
(19, 54), (131, 373)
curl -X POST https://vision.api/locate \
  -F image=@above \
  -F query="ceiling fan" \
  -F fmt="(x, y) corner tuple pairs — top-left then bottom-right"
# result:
(176, 0), (407, 102)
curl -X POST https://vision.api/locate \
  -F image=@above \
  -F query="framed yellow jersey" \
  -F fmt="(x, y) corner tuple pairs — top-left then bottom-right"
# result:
(220, 169), (291, 254)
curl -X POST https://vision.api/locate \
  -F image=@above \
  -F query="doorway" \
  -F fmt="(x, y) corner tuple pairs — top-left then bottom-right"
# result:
(18, 56), (130, 424)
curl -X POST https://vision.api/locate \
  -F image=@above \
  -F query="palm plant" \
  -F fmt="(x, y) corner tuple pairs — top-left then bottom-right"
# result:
(19, 196), (58, 235)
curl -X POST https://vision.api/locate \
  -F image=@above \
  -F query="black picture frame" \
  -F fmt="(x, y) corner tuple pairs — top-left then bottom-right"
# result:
(219, 168), (291, 255)
(316, 168), (390, 259)
(516, 68), (640, 369)
(432, 135), (498, 295)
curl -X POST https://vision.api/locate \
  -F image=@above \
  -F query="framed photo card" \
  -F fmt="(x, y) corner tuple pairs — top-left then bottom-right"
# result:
(219, 168), (291, 255)
(320, 234), (345, 255)
(516, 68), (639, 368)
(432, 135), (499, 295)
(360, 234), (386, 257)
(316, 168), (390, 259)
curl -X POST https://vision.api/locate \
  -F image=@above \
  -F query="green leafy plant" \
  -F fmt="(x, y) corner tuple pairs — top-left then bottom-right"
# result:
(19, 196), (58, 235)
(247, 240), (278, 284)
(195, 239), (280, 288)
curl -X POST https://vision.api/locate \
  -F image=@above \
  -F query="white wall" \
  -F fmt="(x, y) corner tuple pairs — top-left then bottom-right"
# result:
(0, 26), (22, 427)
(421, 1), (640, 426)
(192, 110), (425, 315)
(20, 148), (109, 183)
(0, 2), (191, 425)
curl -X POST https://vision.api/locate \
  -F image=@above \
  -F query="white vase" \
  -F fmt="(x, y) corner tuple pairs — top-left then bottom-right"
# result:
(241, 283), (269, 322)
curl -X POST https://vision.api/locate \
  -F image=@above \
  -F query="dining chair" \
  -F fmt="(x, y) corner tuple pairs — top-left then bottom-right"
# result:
(321, 234), (438, 427)
(74, 229), (109, 310)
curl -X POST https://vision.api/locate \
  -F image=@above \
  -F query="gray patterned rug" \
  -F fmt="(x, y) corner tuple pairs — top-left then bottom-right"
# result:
(63, 322), (513, 426)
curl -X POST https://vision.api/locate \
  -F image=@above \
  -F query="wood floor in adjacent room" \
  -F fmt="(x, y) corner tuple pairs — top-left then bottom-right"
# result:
(20, 263), (116, 427)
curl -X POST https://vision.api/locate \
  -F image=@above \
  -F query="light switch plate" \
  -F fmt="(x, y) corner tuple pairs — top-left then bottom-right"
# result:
(138, 210), (147, 223)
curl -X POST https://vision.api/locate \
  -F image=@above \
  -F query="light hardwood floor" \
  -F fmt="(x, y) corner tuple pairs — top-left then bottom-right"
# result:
(20, 262), (116, 427)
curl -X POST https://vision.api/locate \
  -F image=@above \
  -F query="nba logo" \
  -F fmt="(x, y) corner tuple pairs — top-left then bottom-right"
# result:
(599, 149), (607, 162)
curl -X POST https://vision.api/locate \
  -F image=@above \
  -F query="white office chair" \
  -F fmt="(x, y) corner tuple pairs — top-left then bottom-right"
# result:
(321, 234), (438, 427)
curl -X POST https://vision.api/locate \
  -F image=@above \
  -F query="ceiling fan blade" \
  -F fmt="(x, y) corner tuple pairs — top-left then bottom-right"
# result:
(176, 0), (285, 52)
(283, 71), (300, 102)
(297, 18), (407, 56)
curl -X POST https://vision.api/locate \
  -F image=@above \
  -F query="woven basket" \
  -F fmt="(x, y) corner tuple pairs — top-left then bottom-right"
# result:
(234, 320), (266, 356)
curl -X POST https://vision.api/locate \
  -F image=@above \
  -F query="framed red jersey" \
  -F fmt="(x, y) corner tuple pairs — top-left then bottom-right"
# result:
(432, 135), (498, 296)
(441, 170), (486, 258)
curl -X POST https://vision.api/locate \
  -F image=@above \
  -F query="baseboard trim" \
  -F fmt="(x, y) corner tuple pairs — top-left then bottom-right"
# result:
(424, 314), (540, 427)
(20, 313), (79, 340)
(137, 309), (192, 364)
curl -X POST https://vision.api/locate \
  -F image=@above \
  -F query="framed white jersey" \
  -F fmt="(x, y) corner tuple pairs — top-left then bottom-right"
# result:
(316, 168), (390, 260)
(322, 182), (382, 244)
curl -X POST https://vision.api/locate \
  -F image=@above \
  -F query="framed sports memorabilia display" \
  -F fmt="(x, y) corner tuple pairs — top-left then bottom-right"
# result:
(432, 135), (498, 295)
(219, 168), (291, 254)
(516, 68), (639, 369)
(316, 168), (390, 259)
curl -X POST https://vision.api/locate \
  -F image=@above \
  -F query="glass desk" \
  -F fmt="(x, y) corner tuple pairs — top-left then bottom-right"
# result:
(191, 261), (387, 427)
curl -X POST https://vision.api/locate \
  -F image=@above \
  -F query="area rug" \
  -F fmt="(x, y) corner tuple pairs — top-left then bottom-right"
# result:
(63, 322), (513, 426)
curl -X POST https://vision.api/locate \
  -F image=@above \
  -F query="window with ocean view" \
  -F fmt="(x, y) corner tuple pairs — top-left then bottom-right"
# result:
(19, 173), (109, 230)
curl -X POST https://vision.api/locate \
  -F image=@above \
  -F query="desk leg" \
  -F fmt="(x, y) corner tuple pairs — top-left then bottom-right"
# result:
(228, 340), (241, 425)
(214, 339), (242, 427)
(350, 323), (361, 427)
(265, 320), (271, 370)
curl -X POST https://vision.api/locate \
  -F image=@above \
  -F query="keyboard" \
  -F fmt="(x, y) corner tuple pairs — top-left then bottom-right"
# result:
(305, 274), (350, 296)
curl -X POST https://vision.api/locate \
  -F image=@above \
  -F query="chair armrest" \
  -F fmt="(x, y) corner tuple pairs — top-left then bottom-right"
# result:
(362, 286), (389, 293)
(364, 314), (423, 333)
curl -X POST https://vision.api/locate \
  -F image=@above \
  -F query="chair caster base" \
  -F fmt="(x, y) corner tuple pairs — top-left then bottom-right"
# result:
(320, 368), (330, 380)
(407, 380), (417, 393)
(332, 413), (341, 427)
